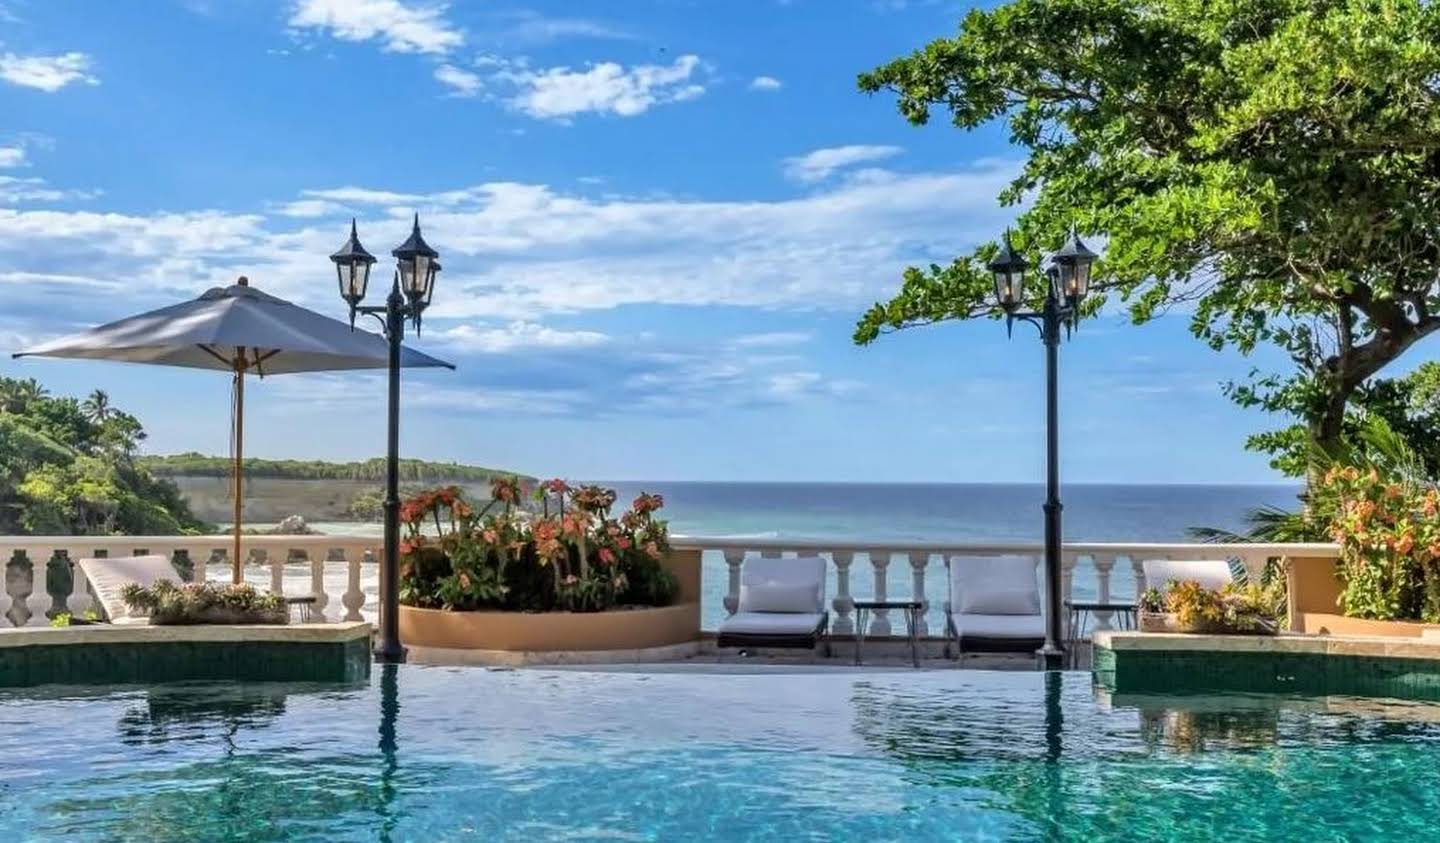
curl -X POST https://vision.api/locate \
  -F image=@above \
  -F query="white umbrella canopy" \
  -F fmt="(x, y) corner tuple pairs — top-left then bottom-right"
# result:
(12, 279), (455, 581)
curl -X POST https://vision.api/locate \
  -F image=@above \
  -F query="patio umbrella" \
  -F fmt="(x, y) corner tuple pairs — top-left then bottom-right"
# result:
(13, 278), (454, 581)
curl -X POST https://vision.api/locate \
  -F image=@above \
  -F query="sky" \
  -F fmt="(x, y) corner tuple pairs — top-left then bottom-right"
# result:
(0, 0), (1396, 484)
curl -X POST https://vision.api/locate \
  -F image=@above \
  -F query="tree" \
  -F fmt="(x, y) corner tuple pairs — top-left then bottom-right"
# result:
(81, 389), (111, 424)
(0, 376), (207, 536)
(853, 0), (1440, 474)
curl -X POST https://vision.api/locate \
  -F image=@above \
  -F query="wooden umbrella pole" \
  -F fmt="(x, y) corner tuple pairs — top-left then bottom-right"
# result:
(232, 356), (245, 584)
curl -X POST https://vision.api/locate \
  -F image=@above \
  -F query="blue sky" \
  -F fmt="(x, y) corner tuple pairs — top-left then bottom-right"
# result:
(0, 0), (1367, 483)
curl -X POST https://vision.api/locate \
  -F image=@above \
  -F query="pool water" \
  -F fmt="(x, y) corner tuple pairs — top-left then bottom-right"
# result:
(2, 667), (1439, 841)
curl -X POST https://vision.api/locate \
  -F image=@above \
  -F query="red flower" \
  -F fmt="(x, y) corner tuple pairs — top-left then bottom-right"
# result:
(599, 547), (616, 565)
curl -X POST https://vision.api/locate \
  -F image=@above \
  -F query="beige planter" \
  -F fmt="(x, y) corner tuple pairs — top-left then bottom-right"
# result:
(399, 602), (699, 651)
(398, 548), (702, 652)
(1139, 611), (1182, 633)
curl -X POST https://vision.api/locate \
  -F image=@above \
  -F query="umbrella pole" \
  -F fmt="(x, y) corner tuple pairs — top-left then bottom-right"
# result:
(232, 361), (245, 584)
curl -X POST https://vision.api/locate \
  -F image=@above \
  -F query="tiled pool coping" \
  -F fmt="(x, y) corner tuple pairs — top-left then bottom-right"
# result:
(0, 622), (372, 687)
(1094, 630), (1440, 701)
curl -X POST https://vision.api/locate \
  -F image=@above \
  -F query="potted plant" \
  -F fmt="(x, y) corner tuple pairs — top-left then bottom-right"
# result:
(120, 580), (288, 625)
(1138, 578), (1282, 635)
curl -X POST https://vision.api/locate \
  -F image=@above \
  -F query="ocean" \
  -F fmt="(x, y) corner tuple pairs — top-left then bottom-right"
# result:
(290, 482), (1303, 632)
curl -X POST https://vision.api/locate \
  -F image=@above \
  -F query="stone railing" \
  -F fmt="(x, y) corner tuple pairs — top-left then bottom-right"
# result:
(674, 538), (1341, 638)
(1, 535), (1342, 639)
(0, 536), (380, 628)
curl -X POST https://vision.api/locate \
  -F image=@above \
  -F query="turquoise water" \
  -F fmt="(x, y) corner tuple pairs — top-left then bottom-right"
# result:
(2, 667), (1438, 841)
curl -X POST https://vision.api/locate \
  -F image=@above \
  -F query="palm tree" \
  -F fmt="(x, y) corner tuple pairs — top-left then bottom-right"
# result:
(0, 377), (48, 414)
(82, 389), (112, 423)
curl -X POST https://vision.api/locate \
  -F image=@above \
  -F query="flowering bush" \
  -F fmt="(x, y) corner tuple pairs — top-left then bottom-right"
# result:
(1141, 577), (1283, 634)
(1318, 465), (1440, 622)
(119, 579), (287, 625)
(398, 477), (678, 613)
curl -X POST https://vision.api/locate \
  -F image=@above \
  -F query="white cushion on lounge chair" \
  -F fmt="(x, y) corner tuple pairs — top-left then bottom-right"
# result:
(952, 612), (1045, 640)
(949, 555), (1040, 615)
(739, 583), (819, 614)
(77, 555), (180, 623)
(738, 556), (826, 613)
(718, 611), (827, 636)
(1142, 559), (1232, 592)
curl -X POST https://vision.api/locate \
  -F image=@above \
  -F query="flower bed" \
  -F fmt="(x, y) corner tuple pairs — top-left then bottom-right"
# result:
(396, 478), (699, 653)
(120, 580), (288, 626)
(399, 478), (678, 614)
(1137, 578), (1282, 635)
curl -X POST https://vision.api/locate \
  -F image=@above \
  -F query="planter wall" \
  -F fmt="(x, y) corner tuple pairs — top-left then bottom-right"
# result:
(399, 548), (702, 653)
(1286, 554), (1440, 638)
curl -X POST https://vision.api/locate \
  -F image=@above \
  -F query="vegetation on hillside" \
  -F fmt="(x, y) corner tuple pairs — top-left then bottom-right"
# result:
(0, 378), (209, 535)
(853, 0), (1440, 477)
(140, 453), (520, 483)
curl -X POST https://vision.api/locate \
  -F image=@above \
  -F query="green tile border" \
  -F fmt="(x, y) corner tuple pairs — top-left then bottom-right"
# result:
(1094, 644), (1440, 702)
(0, 637), (371, 687)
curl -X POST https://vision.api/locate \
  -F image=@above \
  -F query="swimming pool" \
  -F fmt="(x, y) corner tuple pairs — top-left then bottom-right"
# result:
(2, 667), (1438, 840)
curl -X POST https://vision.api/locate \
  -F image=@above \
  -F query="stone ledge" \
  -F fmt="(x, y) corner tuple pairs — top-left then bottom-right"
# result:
(0, 622), (372, 648)
(1094, 630), (1440, 661)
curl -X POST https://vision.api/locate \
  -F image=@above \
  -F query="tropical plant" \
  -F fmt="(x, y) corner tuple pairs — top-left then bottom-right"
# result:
(81, 389), (111, 424)
(119, 579), (287, 625)
(398, 478), (677, 614)
(1149, 577), (1284, 634)
(0, 376), (207, 536)
(852, 0), (1440, 476)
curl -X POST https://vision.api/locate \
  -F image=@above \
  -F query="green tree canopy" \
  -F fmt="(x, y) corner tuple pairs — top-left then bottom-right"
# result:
(854, 0), (1440, 474)
(0, 376), (207, 536)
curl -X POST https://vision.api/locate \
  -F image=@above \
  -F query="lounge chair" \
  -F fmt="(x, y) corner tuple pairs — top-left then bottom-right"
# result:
(77, 554), (183, 625)
(943, 555), (1044, 658)
(716, 556), (829, 653)
(1141, 559), (1234, 592)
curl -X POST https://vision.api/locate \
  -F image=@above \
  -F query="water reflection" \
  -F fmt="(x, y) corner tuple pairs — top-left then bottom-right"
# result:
(376, 663), (400, 843)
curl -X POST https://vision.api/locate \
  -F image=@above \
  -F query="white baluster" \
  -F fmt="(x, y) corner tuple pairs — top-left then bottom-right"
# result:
(268, 551), (284, 596)
(1094, 555), (1116, 630)
(310, 552), (333, 622)
(1061, 552), (1079, 638)
(67, 553), (94, 620)
(722, 549), (745, 615)
(869, 550), (891, 636)
(907, 552), (929, 637)
(342, 550), (365, 622)
(831, 551), (855, 635)
(0, 550), (12, 628)
(5, 551), (35, 627)
(1130, 555), (1147, 599)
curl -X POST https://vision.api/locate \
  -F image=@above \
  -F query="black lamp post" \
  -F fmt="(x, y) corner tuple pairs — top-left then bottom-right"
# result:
(330, 215), (441, 664)
(987, 229), (1098, 671)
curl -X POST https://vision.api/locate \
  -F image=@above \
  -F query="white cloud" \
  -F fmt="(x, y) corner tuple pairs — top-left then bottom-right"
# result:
(783, 145), (904, 183)
(434, 63), (481, 97)
(274, 198), (345, 218)
(732, 331), (811, 348)
(492, 11), (632, 45)
(288, 0), (463, 55)
(493, 54), (706, 120)
(0, 176), (100, 204)
(0, 52), (99, 92)
(0, 146), (24, 168)
(749, 75), (782, 91)
(0, 159), (1020, 344)
(431, 321), (610, 353)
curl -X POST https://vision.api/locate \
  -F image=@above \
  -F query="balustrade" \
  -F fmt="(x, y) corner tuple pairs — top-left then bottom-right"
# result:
(0, 536), (381, 627)
(683, 539), (1339, 640)
(0, 536), (1338, 642)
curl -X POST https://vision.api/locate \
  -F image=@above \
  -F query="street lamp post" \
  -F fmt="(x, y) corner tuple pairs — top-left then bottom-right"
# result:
(987, 230), (1098, 671)
(330, 215), (441, 664)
